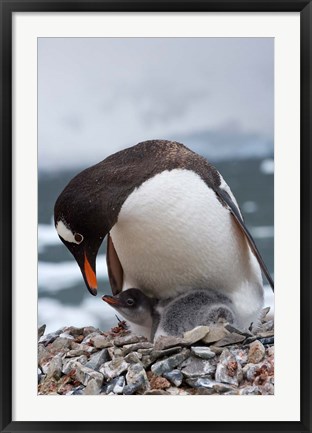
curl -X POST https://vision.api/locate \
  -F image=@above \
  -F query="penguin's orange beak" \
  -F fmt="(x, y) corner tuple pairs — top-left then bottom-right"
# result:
(83, 252), (98, 296)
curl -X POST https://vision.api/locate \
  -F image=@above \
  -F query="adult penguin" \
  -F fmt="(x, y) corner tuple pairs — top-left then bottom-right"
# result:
(54, 140), (274, 328)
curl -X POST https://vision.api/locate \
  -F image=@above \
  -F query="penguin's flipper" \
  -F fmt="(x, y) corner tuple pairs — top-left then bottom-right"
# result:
(216, 188), (274, 292)
(106, 233), (124, 295)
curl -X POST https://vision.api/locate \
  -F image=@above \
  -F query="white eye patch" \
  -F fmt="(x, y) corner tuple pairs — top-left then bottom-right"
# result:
(56, 220), (84, 244)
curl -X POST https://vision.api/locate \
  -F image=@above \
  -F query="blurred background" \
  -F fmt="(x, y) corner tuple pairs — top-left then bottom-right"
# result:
(38, 37), (274, 333)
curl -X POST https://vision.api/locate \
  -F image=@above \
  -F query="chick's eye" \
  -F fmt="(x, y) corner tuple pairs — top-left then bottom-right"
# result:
(74, 233), (83, 243)
(126, 298), (135, 306)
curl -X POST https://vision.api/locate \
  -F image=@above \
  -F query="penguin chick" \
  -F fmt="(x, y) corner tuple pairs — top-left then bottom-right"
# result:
(155, 288), (237, 339)
(103, 288), (237, 341)
(102, 289), (158, 340)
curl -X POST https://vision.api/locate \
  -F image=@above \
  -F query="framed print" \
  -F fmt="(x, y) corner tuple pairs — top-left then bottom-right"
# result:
(1, 1), (311, 432)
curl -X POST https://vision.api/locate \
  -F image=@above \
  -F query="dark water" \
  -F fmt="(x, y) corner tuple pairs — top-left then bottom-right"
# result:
(38, 157), (273, 331)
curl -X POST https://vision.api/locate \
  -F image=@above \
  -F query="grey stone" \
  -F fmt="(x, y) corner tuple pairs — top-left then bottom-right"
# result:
(123, 383), (142, 395)
(215, 349), (243, 386)
(100, 358), (129, 380)
(113, 376), (125, 394)
(126, 362), (149, 393)
(81, 331), (102, 344)
(85, 349), (110, 370)
(46, 355), (62, 380)
(248, 340), (266, 364)
(260, 320), (274, 333)
(39, 328), (63, 346)
(185, 377), (216, 389)
(102, 376), (125, 394)
(107, 346), (123, 359)
(229, 348), (248, 367)
(181, 356), (216, 378)
(124, 352), (142, 364)
(70, 385), (85, 395)
(151, 348), (190, 376)
(114, 334), (145, 346)
(201, 325), (228, 344)
(150, 346), (182, 362)
(154, 335), (183, 351)
(224, 324), (253, 337)
(92, 335), (113, 349)
(191, 346), (216, 359)
(163, 370), (183, 387)
(240, 385), (262, 395)
(38, 324), (46, 339)
(62, 356), (88, 375)
(215, 332), (245, 347)
(84, 378), (101, 395)
(83, 326), (99, 337)
(74, 363), (104, 387)
(182, 326), (210, 345)
(59, 332), (75, 340)
(38, 344), (51, 366)
(213, 383), (237, 393)
(63, 326), (84, 337)
(121, 342), (154, 356)
(166, 387), (191, 396)
(49, 337), (72, 352)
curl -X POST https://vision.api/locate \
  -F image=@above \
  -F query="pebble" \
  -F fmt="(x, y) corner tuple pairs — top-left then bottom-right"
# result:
(101, 376), (125, 394)
(59, 332), (75, 340)
(125, 363), (150, 394)
(74, 363), (104, 388)
(39, 329), (63, 346)
(215, 332), (246, 347)
(182, 326), (210, 345)
(215, 349), (243, 386)
(248, 340), (266, 364)
(100, 358), (129, 380)
(163, 370), (183, 387)
(201, 325), (228, 344)
(38, 324), (46, 339)
(148, 372), (171, 390)
(185, 377), (215, 391)
(92, 335), (113, 349)
(191, 346), (216, 359)
(181, 356), (216, 378)
(85, 349), (110, 370)
(124, 352), (143, 364)
(121, 342), (154, 356)
(114, 334), (145, 346)
(154, 335), (183, 351)
(62, 355), (88, 375)
(151, 348), (190, 376)
(85, 378), (101, 395)
(49, 337), (72, 352)
(46, 355), (63, 380)
(240, 385), (262, 395)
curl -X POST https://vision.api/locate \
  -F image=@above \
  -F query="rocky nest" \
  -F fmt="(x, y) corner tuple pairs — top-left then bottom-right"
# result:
(38, 309), (274, 396)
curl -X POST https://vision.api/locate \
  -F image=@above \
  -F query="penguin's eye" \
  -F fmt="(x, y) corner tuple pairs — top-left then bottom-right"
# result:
(126, 298), (135, 306)
(74, 233), (84, 244)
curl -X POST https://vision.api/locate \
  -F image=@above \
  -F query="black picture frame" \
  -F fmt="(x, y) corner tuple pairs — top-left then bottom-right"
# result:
(1, 1), (311, 432)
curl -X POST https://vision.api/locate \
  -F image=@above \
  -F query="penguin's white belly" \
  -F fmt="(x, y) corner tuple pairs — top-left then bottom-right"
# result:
(110, 169), (263, 326)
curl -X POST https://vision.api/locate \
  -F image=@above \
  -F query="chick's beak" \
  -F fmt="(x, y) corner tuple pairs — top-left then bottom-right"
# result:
(102, 295), (122, 306)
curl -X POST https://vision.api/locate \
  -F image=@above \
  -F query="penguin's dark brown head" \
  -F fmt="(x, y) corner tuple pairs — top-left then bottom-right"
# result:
(54, 165), (114, 296)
